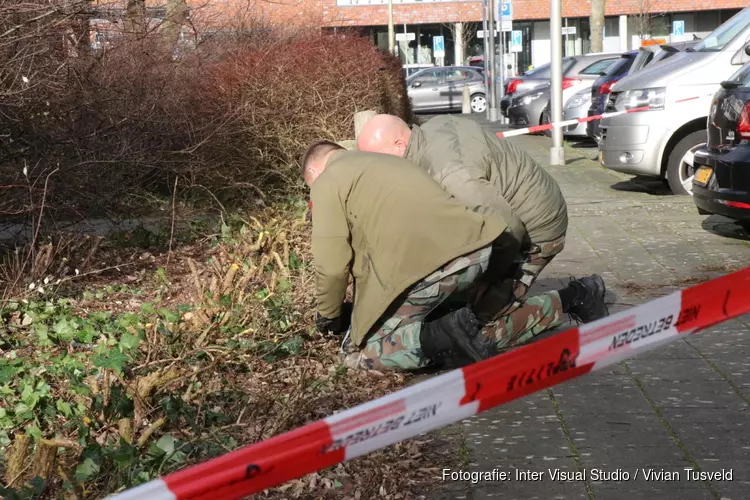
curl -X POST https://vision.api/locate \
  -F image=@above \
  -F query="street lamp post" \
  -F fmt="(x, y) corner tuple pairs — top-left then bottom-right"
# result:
(549, 0), (564, 165)
(487, 0), (498, 122)
(388, 0), (396, 55)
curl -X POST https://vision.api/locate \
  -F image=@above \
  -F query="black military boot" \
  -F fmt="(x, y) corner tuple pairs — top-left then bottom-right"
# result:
(420, 307), (497, 368)
(562, 274), (609, 323)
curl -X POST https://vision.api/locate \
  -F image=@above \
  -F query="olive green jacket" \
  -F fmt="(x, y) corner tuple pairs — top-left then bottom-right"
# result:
(406, 115), (568, 244)
(310, 150), (509, 345)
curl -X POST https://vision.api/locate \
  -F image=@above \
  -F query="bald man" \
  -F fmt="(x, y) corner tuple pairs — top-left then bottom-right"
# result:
(302, 139), (609, 371)
(356, 114), (604, 331)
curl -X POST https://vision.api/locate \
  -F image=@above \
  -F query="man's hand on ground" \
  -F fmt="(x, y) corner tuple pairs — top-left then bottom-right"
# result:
(316, 302), (353, 336)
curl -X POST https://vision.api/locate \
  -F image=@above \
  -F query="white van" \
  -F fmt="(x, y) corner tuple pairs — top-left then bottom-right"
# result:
(598, 8), (750, 194)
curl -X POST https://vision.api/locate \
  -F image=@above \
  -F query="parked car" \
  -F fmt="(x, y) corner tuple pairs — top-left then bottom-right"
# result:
(507, 86), (551, 129)
(539, 87), (592, 137)
(403, 64), (435, 79)
(501, 53), (621, 117)
(406, 66), (487, 113)
(587, 51), (639, 141)
(692, 54), (750, 231)
(507, 54), (619, 129)
(598, 7), (750, 195)
(562, 88), (594, 137)
(589, 42), (702, 142)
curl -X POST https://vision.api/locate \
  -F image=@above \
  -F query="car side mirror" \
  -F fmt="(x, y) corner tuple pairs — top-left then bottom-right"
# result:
(732, 45), (750, 65)
(411, 81), (422, 88)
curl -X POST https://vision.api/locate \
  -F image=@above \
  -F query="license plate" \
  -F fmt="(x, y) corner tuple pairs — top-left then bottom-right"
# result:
(695, 166), (712, 185)
(598, 151), (603, 164)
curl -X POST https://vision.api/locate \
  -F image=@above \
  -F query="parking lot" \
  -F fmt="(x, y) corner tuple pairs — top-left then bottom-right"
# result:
(430, 123), (750, 500)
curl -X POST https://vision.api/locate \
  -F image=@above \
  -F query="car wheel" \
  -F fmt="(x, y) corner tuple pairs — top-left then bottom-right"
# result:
(739, 221), (750, 233)
(470, 93), (487, 114)
(665, 130), (706, 196)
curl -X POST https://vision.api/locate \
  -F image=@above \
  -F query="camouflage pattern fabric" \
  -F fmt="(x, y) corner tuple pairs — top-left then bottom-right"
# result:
(341, 245), (492, 371)
(474, 233), (566, 323)
(481, 291), (563, 353)
(341, 234), (568, 372)
(516, 234), (566, 298)
(477, 233), (566, 352)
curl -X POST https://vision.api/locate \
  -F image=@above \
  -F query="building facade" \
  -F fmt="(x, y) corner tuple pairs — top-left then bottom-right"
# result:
(234, 0), (747, 73)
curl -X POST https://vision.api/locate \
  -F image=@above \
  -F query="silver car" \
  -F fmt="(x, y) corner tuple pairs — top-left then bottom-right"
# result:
(599, 7), (750, 195)
(541, 87), (593, 138)
(407, 66), (487, 114)
(501, 53), (621, 117)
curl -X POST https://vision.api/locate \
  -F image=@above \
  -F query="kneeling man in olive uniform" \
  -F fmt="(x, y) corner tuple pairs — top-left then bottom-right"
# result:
(302, 140), (605, 371)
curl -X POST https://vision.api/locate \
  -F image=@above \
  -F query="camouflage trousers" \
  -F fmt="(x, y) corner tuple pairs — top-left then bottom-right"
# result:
(341, 237), (566, 371)
(472, 233), (567, 352)
(341, 245), (492, 372)
(515, 234), (567, 300)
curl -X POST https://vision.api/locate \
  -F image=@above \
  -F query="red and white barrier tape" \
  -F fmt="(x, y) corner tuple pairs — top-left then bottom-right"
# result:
(110, 267), (750, 500)
(495, 96), (700, 138)
(496, 105), (649, 138)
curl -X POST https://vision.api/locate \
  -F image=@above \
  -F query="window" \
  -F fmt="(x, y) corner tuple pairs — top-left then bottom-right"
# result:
(411, 70), (443, 85)
(727, 61), (750, 86)
(695, 7), (750, 52)
(632, 50), (655, 72)
(445, 69), (472, 82)
(526, 59), (576, 79)
(579, 58), (619, 76)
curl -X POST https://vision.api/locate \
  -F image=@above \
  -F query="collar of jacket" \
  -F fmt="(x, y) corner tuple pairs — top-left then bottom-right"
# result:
(404, 124), (426, 163)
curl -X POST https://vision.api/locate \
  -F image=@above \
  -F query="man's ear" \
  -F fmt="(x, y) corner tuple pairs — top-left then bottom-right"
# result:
(394, 137), (408, 155)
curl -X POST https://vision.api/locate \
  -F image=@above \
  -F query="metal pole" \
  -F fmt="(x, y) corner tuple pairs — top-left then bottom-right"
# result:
(482, 0), (490, 119)
(388, 0), (395, 56)
(499, 25), (506, 124)
(550, 0), (564, 165)
(487, 0), (498, 122)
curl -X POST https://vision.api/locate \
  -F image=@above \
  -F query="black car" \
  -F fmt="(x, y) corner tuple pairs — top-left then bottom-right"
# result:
(692, 54), (750, 231)
(506, 85), (550, 129)
(586, 51), (637, 141)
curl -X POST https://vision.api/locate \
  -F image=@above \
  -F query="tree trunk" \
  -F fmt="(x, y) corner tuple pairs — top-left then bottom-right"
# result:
(124, 0), (147, 38)
(589, 0), (606, 53)
(161, 0), (189, 54)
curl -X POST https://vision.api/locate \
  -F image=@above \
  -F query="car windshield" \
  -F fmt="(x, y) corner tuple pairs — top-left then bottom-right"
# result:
(631, 49), (655, 72)
(579, 58), (619, 76)
(726, 62), (750, 86)
(604, 57), (634, 78)
(523, 58), (574, 79)
(694, 8), (750, 52)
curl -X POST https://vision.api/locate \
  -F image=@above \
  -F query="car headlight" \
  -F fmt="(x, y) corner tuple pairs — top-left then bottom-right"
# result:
(613, 88), (666, 111)
(565, 92), (589, 110)
(521, 92), (544, 105)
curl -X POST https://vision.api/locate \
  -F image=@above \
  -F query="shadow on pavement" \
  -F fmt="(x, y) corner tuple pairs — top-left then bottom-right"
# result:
(610, 175), (673, 195)
(701, 215), (750, 241)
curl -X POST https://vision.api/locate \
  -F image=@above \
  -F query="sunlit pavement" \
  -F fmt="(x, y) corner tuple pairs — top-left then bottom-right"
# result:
(425, 118), (750, 500)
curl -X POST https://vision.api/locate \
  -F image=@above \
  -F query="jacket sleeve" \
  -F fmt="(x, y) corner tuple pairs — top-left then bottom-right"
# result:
(310, 175), (352, 319)
(439, 163), (528, 246)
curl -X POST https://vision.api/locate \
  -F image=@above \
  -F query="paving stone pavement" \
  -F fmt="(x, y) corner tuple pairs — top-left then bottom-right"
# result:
(426, 117), (750, 500)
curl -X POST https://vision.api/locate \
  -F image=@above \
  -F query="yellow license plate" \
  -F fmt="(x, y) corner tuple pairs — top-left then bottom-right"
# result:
(695, 167), (712, 185)
(598, 151), (603, 164)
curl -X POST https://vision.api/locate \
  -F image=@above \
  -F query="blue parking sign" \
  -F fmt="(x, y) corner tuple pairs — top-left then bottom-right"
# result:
(501, 0), (512, 18)
(512, 30), (522, 46)
(433, 36), (445, 57)
(673, 20), (685, 37)
(496, 0), (512, 21)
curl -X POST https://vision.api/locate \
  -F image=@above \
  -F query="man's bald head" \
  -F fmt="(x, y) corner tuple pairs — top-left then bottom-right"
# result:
(356, 114), (412, 157)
